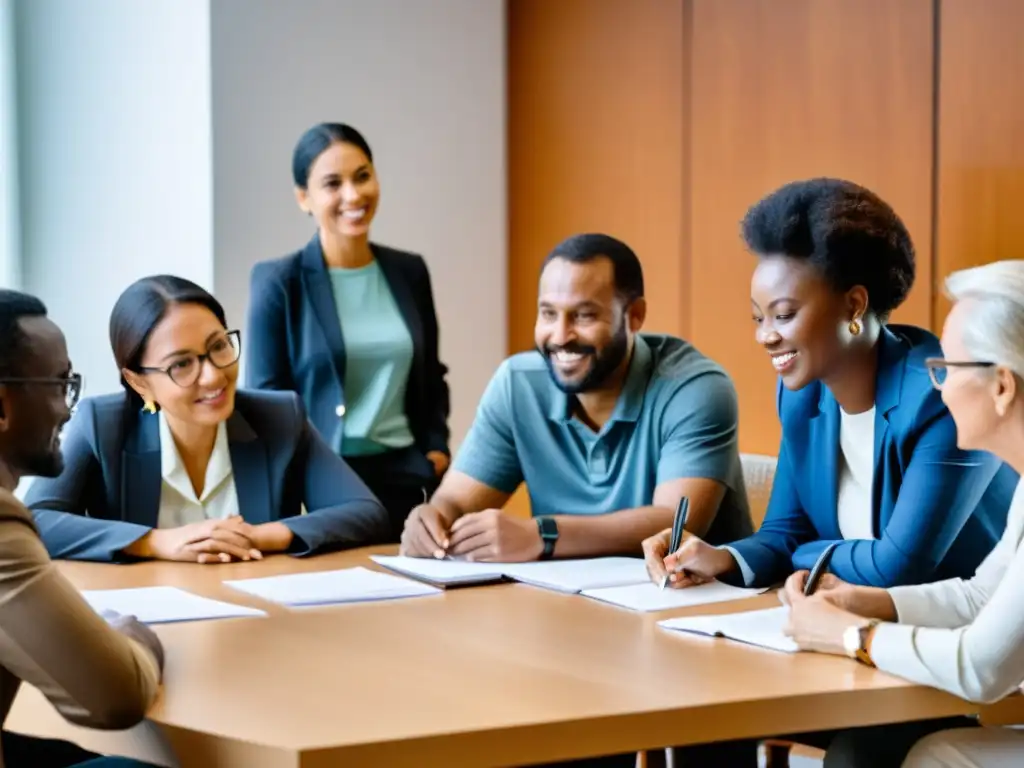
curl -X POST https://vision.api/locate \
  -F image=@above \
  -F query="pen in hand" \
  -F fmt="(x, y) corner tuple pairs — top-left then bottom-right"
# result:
(659, 496), (690, 590)
(803, 541), (840, 596)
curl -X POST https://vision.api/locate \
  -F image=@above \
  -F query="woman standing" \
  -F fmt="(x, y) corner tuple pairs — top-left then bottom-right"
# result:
(246, 123), (451, 541)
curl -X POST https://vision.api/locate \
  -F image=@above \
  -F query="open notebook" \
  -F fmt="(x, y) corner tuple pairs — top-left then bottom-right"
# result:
(657, 605), (799, 653)
(371, 555), (649, 593)
(371, 555), (766, 609)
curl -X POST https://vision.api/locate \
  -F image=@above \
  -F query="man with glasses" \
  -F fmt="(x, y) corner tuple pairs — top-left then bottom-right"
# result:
(0, 289), (164, 767)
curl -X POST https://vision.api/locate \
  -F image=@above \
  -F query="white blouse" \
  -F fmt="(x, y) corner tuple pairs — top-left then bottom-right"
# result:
(156, 412), (240, 529)
(872, 480), (1024, 703)
(836, 406), (876, 540)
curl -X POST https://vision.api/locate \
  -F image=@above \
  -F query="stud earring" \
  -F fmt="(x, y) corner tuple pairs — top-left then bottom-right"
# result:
(849, 319), (862, 336)
(141, 399), (157, 414)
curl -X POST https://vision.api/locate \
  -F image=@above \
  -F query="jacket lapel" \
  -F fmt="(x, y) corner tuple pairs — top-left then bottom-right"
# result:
(121, 412), (162, 528)
(226, 407), (274, 525)
(300, 235), (347, 383)
(870, 328), (907, 531)
(810, 386), (842, 539)
(377, 247), (424, 371)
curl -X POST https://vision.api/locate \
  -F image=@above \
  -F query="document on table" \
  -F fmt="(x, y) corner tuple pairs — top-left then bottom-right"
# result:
(500, 557), (650, 593)
(369, 555), (507, 587)
(657, 606), (799, 653)
(372, 555), (649, 593)
(81, 586), (267, 624)
(223, 566), (442, 606)
(581, 580), (766, 612)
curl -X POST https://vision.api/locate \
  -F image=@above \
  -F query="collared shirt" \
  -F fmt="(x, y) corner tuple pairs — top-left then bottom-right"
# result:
(451, 334), (752, 545)
(157, 412), (240, 529)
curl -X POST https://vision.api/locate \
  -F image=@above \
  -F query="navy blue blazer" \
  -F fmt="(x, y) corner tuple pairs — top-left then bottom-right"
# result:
(245, 236), (450, 465)
(728, 325), (1018, 588)
(24, 390), (391, 562)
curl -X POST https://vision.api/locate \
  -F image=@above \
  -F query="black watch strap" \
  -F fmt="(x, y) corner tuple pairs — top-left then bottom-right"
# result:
(536, 516), (558, 559)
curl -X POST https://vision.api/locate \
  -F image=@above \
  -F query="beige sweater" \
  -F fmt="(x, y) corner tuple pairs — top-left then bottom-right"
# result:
(872, 480), (1024, 704)
(0, 489), (161, 767)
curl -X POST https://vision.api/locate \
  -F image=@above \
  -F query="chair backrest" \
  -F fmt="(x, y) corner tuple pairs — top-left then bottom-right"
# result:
(740, 453), (778, 528)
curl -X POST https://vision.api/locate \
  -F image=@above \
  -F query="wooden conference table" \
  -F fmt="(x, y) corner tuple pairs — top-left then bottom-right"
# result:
(8, 546), (1023, 767)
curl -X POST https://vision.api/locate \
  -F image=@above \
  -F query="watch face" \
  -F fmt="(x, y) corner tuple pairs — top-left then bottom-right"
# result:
(842, 626), (861, 657)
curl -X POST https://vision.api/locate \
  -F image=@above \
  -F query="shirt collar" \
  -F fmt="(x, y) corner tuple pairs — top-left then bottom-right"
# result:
(159, 412), (233, 503)
(547, 334), (653, 424)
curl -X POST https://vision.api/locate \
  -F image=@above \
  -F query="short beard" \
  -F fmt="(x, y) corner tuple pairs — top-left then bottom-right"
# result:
(541, 320), (630, 394)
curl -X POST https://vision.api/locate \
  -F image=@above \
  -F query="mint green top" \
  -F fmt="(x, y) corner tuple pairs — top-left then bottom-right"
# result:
(329, 261), (415, 456)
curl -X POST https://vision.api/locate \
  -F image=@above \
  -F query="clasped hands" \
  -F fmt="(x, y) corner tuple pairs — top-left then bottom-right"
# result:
(642, 527), (885, 657)
(127, 517), (294, 564)
(400, 504), (542, 562)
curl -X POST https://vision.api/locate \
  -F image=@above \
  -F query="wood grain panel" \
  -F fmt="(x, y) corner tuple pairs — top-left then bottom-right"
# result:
(934, 0), (1024, 326)
(507, 0), (687, 354)
(689, 0), (935, 454)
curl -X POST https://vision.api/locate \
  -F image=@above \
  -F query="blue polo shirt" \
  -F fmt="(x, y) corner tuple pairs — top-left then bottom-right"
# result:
(452, 334), (753, 545)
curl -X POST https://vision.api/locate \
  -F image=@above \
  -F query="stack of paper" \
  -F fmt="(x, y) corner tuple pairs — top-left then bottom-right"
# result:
(582, 580), (765, 613)
(81, 586), (266, 624)
(223, 566), (442, 607)
(657, 606), (799, 653)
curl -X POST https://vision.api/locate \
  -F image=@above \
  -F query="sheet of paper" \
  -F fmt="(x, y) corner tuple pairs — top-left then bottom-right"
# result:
(370, 555), (507, 587)
(581, 580), (765, 612)
(81, 586), (266, 624)
(500, 557), (648, 594)
(223, 566), (442, 606)
(658, 606), (799, 653)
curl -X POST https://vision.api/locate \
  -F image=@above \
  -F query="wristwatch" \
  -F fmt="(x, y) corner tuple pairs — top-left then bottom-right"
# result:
(843, 620), (880, 667)
(536, 516), (558, 560)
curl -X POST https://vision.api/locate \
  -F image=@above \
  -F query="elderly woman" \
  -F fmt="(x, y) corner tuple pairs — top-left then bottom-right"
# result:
(784, 259), (1024, 767)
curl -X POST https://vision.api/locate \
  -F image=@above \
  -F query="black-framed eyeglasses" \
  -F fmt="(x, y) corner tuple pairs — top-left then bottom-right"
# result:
(923, 357), (996, 389)
(0, 372), (83, 410)
(137, 330), (241, 388)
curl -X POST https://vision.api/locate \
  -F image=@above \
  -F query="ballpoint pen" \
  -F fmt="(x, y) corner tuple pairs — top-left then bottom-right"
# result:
(659, 496), (690, 590)
(804, 541), (840, 596)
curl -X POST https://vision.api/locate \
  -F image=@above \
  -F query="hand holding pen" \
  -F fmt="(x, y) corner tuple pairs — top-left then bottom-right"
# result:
(642, 497), (739, 589)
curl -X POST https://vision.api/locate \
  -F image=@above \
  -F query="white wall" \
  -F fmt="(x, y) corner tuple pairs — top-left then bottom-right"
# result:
(0, 0), (19, 289)
(210, 0), (507, 449)
(14, 0), (213, 395)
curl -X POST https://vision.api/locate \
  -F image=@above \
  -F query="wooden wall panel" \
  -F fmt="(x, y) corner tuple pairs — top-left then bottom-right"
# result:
(689, 0), (935, 455)
(507, 0), (687, 354)
(934, 0), (1024, 326)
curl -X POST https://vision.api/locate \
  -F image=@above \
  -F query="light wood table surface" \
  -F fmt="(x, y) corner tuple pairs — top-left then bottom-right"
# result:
(7, 547), (1017, 767)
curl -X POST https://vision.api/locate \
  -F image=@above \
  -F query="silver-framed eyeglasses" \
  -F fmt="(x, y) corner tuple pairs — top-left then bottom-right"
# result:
(138, 330), (241, 387)
(923, 357), (996, 389)
(0, 372), (83, 410)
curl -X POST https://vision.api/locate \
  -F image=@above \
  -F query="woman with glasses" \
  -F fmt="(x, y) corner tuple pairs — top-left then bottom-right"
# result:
(246, 123), (450, 542)
(781, 260), (1024, 767)
(25, 275), (390, 563)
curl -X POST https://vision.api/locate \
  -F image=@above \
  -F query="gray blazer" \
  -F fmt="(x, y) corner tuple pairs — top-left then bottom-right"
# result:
(25, 389), (390, 562)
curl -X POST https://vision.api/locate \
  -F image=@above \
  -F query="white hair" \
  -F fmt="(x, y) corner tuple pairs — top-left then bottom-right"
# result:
(945, 260), (1024, 378)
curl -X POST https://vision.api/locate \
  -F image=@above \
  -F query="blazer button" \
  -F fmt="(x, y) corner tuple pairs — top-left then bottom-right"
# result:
(336, 404), (346, 417)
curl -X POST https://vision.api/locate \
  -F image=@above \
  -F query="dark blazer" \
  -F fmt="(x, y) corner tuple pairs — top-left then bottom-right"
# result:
(245, 236), (450, 467)
(24, 390), (390, 562)
(728, 325), (1018, 588)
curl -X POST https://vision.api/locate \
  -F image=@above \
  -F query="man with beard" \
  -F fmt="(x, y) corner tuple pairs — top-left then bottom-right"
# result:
(401, 233), (752, 563)
(0, 290), (163, 767)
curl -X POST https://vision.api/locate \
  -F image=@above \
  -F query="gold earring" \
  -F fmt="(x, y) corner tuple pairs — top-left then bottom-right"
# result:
(141, 399), (157, 414)
(849, 319), (862, 336)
